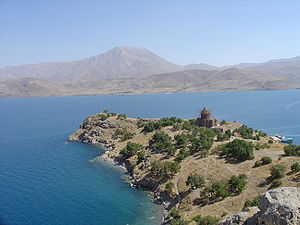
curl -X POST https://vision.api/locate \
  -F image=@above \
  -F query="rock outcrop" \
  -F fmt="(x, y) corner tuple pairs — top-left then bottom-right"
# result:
(219, 187), (300, 225)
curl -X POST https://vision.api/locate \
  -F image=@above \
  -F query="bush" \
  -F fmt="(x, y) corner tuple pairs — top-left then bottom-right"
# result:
(291, 162), (300, 173)
(254, 143), (270, 150)
(150, 161), (181, 177)
(243, 197), (259, 209)
(283, 144), (300, 156)
(120, 142), (142, 158)
(113, 128), (134, 141)
(255, 157), (272, 167)
(220, 139), (254, 161)
(165, 182), (175, 194)
(210, 182), (229, 199)
(193, 215), (219, 225)
(268, 139), (274, 144)
(254, 160), (263, 167)
(261, 156), (272, 164)
(137, 151), (146, 162)
(117, 113), (127, 119)
(271, 179), (282, 188)
(170, 208), (179, 218)
(228, 174), (247, 194)
(186, 174), (205, 189)
(169, 218), (189, 225)
(270, 164), (286, 179)
(234, 125), (255, 139)
(175, 134), (189, 148)
(150, 131), (175, 155)
(189, 137), (213, 155)
(176, 147), (189, 162)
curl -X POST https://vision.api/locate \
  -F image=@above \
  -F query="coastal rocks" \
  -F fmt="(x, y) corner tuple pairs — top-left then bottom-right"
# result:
(219, 207), (259, 225)
(219, 187), (300, 225)
(254, 187), (300, 225)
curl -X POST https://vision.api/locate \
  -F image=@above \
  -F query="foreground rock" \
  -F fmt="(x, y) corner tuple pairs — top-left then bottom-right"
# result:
(219, 187), (300, 225)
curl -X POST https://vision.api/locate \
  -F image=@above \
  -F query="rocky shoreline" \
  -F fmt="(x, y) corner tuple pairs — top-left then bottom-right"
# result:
(68, 112), (300, 225)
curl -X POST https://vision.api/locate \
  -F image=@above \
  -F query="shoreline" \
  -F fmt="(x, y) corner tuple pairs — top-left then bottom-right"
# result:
(68, 112), (300, 224)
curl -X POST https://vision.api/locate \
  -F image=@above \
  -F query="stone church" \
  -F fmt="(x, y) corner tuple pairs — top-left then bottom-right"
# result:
(196, 108), (215, 128)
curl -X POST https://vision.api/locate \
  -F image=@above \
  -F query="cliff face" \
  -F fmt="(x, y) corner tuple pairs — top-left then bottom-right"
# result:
(69, 113), (300, 223)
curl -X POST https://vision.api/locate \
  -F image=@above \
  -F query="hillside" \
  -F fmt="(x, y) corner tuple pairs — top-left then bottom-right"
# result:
(0, 46), (182, 83)
(68, 112), (300, 224)
(1, 46), (300, 98)
(0, 78), (72, 98)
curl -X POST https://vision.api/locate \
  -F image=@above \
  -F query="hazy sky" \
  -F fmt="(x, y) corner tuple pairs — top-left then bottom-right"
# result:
(1, 0), (300, 67)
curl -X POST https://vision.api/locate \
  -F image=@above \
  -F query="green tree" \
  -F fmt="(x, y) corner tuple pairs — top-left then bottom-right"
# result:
(186, 174), (205, 189)
(120, 142), (142, 158)
(283, 144), (300, 156)
(221, 139), (254, 161)
(193, 215), (219, 225)
(270, 164), (286, 179)
(165, 182), (175, 194)
(291, 162), (300, 173)
(174, 134), (189, 148)
(228, 174), (247, 194)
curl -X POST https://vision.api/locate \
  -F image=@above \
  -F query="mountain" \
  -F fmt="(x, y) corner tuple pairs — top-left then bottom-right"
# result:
(183, 63), (218, 71)
(0, 46), (182, 83)
(0, 78), (70, 98)
(233, 55), (300, 82)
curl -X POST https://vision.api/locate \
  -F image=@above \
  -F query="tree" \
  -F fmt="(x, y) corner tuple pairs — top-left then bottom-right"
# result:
(283, 144), (300, 156)
(243, 197), (259, 209)
(291, 162), (300, 173)
(150, 161), (181, 177)
(137, 151), (146, 162)
(221, 139), (254, 161)
(165, 182), (175, 194)
(120, 142), (142, 158)
(150, 131), (174, 155)
(193, 215), (219, 225)
(174, 134), (189, 148)
(186, 174), (205, 189)
(169, 218), (189, 225)
(270, 164), (286, 179)
(228, 174), (247, 194)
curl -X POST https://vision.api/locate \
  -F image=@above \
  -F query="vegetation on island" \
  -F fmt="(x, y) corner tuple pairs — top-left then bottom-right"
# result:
(71, 111), (300, 224)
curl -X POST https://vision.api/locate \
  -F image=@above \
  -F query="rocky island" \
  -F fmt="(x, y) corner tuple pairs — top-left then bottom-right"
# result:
(68, 109), (300, 225)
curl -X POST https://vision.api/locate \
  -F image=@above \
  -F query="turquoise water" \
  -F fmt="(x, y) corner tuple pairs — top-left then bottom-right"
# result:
(1, 90), (300, 225)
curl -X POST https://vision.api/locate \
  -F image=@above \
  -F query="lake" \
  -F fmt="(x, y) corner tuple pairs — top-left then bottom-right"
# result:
(1, 89), (300, 225)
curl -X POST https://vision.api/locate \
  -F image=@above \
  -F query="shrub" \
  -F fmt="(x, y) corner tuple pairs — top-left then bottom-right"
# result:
(120, 142), (142, 158)
(211, 182), (229, 199)
(176, 147), (189, 162)
(137, 151), (146, 162)
(189, 137), (213, 155)
(270, 164), (286, 179)
(255, 157), (272, 167)
(234, 125), (254, 139)
(170, 208), (180, 218)
(220, 139), (254, 161)
(169, 218), (189, 225)
(150, 131), (174, 155)
(186, 174), (205, 189)
(117, 113), (127, 119)
(113, 128), (134, 141)
(243, 197), (259, 209)
(193, 215), (219, 225)
(283, 144), (300, 156)
(174, 134), (189, 148)
(271, 179), (282, 188)
(261, 156), (272, 164)
(150, 161), (181, 177)
(165, 182), (175, 194)
(291, 162), (300, 173)
(268, 139), (274, 144)
(228, 174), (247, 194)
(254, 160), (263, 167)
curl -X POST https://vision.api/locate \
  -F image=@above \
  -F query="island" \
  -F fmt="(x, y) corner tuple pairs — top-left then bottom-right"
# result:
(68, 109), (300, 225)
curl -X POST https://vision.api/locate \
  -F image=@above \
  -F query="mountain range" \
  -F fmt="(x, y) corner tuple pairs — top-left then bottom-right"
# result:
(1, 46), (300, 98)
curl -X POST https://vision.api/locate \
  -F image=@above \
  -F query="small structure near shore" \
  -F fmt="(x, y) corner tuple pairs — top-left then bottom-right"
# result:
(196, 108), (215, 128)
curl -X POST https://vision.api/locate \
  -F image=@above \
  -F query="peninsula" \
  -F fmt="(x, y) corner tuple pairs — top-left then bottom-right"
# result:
(68, 109), (300, 225)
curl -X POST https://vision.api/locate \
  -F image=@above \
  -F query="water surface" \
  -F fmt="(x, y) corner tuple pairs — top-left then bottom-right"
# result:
(1, 89), (300, 225)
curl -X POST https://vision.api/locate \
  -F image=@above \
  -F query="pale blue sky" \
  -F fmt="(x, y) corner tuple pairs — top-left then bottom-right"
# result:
(1, 0), (300, 67)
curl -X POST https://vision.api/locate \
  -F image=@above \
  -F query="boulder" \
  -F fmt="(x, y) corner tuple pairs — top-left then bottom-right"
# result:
(255, 187), (300, 225)
(219, 207), (259, 225)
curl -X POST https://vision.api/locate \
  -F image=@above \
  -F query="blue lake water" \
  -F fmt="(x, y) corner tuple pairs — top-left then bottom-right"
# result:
(1, 90), (300, 225)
